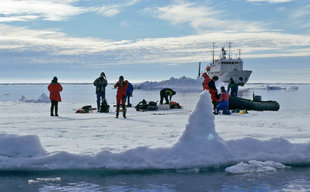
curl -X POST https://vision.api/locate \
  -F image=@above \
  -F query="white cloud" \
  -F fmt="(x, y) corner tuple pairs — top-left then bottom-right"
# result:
(1, 23), (310, 68)
(0, 15), (40, 22)
(95, 0), (140, 17)
(120, 21), (130, 27)
(153, 1), (267, 33)
(282, 3), (310, 31)
(0, 0), (85, 22)
(289, 4), (310, 19)
(124, 0), (140, 6)
(0, 0), (142, 22)
(96, 6), (120, 17)
(0, 0), (309, 67)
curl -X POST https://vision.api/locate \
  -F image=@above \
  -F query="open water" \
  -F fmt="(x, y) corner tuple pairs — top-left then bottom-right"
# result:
(0, 83), (310, 192)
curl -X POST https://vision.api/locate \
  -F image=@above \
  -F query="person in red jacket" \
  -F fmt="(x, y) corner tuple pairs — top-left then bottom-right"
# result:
(48, 76), (63, 116)
(202, 72), (211, 91)
(114, 76), (128, 118)
(214, 86), (230, 115)
(207, 76), (219, 111)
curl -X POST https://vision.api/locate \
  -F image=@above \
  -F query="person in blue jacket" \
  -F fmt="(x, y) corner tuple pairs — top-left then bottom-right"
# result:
(125, 81), (134, 107)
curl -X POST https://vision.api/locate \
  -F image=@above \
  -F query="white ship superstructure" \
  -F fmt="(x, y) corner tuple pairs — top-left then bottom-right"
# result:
(207, 44), (252, 84)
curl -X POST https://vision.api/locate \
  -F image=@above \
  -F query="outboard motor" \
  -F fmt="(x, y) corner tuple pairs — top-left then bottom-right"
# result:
(252, 92), (262, 101)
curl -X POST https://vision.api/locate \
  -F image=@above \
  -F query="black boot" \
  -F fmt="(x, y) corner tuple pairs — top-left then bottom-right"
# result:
(116, 104), (120, 118)
(97, 102), (100, 112)
(213, 109), (218, 115)
(50, 104), (54, 116)
(55, 103), (59, 116)
(122, 104), (126, 118)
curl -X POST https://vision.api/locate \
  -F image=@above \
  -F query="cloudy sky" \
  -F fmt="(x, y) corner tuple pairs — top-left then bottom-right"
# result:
(0, 0), (310, 83)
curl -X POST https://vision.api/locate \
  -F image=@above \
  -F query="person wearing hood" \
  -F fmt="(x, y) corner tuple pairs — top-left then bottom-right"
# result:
(207, 76), (219, 111)
(48, 76), (63, 116)
(114, 75), (128, 118)
(94, 72), (108, 112)
(214, 86), (230, 115)
(202, 72), (211, 91)
(125, 81), (134, 107)
(227, 78), (238, 97)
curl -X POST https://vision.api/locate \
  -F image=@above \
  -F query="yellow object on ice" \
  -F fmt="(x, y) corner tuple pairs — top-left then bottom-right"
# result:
(239, 110), (248, 114)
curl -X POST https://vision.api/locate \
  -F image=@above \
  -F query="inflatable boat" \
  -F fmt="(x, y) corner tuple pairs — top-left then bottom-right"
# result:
(228, 96), (280, 111)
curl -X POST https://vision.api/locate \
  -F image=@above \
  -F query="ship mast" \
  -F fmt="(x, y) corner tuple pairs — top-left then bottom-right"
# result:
(238, 49), (241, 58)
(212, 42), (215, 64)
(198, 61), (201, 78)
(228, 42), (231, 59)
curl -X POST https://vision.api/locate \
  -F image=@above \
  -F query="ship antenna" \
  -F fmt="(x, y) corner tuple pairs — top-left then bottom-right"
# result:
(198, 61), (201, 78)
(228, 42), (231, 59)
(238, 49), (241, 58)
(212, 42), (215, 64)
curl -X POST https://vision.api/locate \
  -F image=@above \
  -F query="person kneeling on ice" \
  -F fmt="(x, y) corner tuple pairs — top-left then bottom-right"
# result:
(114, 76), (128, 118)
(48, 76), (63, 116)
(160, 88), (176, 105)
(214, 86), (230, 115)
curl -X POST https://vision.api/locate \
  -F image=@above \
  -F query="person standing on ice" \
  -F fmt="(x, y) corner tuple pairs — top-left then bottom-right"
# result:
(227, 78), (238, 97)
(202, 72), (211, 91)
(214, 86), (230, 115)
(207, 76), (219, 111)
(160, 88), (176, 105)
(93, 72), (108, 112)
(114, 76), (128, 118)
(125, 80), (134, 107)
(48, 76), (63, 116)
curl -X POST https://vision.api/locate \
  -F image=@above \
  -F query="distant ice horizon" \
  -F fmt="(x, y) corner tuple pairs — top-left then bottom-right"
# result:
(1, 76), (310, 85)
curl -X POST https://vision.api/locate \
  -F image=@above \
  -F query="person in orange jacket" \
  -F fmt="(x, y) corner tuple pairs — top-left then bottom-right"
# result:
(48, 76), (63, 116)
(202, 72), (211, 91)
(114, 76), (128, 118)
(207, 76), (219, 111)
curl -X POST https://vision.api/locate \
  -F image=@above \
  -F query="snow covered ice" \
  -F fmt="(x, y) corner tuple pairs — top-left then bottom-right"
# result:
(225, 160), (287, 174)
(0, 83), (310, 171)
(18, 93), (50, 103)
